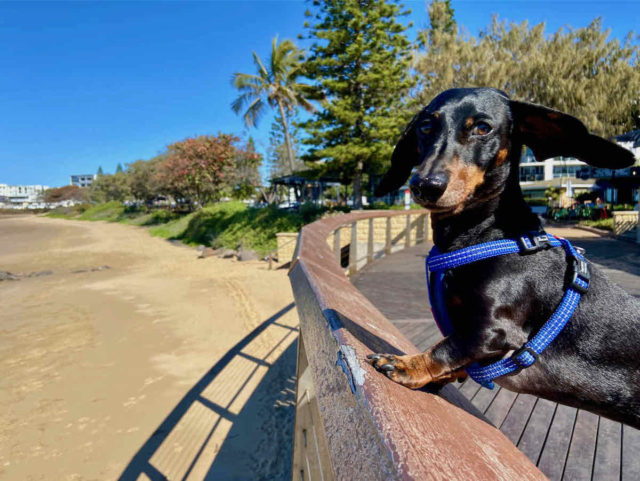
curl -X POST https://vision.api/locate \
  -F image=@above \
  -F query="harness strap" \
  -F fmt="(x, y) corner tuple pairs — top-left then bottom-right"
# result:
(426, 232), (590, 389)
(427, 233), (561, 271)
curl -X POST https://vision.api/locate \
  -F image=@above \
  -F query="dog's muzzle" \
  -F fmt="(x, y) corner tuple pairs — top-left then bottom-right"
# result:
(409, 173), (448, 203)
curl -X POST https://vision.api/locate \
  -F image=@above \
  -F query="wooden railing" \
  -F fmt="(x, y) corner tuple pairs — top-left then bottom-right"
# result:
(288, 210), (546, 481)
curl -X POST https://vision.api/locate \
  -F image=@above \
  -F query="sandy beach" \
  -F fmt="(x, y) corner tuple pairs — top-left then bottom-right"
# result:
(0, 215), (298, 481)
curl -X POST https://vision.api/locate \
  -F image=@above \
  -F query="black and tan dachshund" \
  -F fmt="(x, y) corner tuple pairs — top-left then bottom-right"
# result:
(368, 88), (640, 428)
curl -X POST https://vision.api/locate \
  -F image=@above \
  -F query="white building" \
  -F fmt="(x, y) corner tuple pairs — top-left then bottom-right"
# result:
(0, 184), (49, 209)
(519, 132), (640, 206)
(70, 174), (96, 188)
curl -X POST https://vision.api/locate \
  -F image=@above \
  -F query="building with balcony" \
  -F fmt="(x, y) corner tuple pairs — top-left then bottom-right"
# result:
(70, 174), (96, 188)
(0, 184), (49, 208)
(519, 131), (640, 206)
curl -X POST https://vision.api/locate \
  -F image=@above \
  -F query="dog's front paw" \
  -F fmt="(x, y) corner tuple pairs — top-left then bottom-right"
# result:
(366, 353), (433, 389)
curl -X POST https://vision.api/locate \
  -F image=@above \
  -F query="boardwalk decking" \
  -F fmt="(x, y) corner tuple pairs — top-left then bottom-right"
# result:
(352, 230), (640, 481)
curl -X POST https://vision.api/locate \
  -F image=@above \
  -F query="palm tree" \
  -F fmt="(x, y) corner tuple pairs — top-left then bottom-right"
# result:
(231, 37), (316, 175)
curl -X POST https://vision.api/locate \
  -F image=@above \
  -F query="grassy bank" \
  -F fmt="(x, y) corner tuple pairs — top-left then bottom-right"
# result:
(578, 218), (614, 231)
(149, 202), (331, 255)
(47, 201), (330, 255)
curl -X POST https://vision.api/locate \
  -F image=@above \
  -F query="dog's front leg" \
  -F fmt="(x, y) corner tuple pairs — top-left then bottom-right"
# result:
(366, 338), (470, 389)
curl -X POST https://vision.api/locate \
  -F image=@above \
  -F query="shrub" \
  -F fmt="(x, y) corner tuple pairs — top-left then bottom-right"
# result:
(612, 204), (636, 211)
(524, 198), (548, 207)
(46, 203), (92, 218)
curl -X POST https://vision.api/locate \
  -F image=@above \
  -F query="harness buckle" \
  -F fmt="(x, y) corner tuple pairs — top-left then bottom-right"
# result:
(569, 256), (590, 294)
(510, 346), (538, 369)
(517, 233), (552, 253)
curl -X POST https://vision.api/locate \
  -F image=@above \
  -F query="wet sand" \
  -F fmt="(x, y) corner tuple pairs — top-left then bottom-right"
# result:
(0, 215), (298, 480)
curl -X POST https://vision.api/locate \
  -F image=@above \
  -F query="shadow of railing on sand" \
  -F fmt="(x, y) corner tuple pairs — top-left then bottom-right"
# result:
(119, 302), (297, 481)
(205, 341), (297, 481)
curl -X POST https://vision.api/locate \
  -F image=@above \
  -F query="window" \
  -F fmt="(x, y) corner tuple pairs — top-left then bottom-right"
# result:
(520, 166), (544, 182)
(553, 165), (582, 178)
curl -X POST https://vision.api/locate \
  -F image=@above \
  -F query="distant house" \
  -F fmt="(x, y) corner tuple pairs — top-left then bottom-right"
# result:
(70, 174), (96, 188)
(0, 184), (49, 209)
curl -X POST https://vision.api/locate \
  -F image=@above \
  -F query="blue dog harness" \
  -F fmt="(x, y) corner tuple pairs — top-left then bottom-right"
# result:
(426, 232), (590, 389)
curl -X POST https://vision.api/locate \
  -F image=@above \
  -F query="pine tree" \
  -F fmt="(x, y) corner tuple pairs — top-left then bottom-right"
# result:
(301, 0), (415, 208)
(231, 137), (262, 199)
(417, 0), (455, 47)
(97, 166), (104, 176)
(116, 163), (124, 174)
(267, 114), (302, 178)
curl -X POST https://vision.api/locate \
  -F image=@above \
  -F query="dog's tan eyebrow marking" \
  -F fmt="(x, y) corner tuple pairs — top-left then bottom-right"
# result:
(464, 117), (474, 128)
(495, 148), (509, 166)
(433, 112), (440, 118)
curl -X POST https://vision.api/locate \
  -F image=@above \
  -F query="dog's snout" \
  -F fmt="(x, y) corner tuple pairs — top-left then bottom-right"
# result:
(409, 174), (448, 203)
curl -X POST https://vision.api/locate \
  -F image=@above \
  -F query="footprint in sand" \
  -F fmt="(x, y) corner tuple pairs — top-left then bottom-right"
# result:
(122, 394), (146, 408)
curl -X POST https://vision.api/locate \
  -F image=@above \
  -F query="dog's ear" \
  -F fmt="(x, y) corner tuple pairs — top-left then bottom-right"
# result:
(375, 112), (422, 196)
(510, 100), (635, 169)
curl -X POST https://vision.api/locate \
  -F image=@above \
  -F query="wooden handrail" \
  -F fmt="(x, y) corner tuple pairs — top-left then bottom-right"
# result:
(288, 210), (546, 481)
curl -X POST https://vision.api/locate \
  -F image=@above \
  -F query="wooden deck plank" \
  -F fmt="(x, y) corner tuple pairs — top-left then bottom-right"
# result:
(471, 385), (501, 414)
(393, 321), (423, 339)
(593, 417), (622, 481)
(410, 324), (437, 349)
(421, 329), (444, 350)
(537, 404), (577, 481)
(459, 378), (482, 399)
(484, 388), (518, 428)
(500, 394), (538, 445)
(563, 410), (599, 481)
(622, 425), (640, 481)
(517, 399), (557, 464)
(393, 320), (433, 348)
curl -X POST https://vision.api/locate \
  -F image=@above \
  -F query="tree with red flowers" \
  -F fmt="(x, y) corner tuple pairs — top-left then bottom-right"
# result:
(42, 184), (89, 204)
(157, 134), (238, 208)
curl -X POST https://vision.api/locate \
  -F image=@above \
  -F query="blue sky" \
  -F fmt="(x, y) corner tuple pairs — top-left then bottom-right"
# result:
(1, 1), (639, 187)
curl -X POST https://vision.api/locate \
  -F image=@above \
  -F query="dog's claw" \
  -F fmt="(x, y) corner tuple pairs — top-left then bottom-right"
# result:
(366, 354), (380, 361)
(380, 363), (395, 372)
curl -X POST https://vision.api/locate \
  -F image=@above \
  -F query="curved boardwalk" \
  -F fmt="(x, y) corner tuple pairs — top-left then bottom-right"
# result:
(352, 228), (640, 481)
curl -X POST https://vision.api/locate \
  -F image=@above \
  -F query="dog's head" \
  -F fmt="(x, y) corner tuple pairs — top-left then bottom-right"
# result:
(376, 88), (635, 214)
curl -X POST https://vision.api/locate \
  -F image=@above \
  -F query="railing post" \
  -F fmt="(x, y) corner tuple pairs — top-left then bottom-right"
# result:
(416, 214), (425, 244)
(349, 221), (358, 275)
(405, 214), (411, 248)
(385, 217), (391, 255)
(333, 227), (341, 264)
(367, 218), (374, 264)
(291, 336), (334, 481)
(425, 213), (431, 241)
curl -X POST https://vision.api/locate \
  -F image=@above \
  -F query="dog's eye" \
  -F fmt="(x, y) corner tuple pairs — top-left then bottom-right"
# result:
(419, 120), (433, 135)
(473, 121), (492, 136)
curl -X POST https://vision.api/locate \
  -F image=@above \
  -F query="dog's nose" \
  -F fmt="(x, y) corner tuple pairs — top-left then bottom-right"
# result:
(409, 174), (448, 203)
